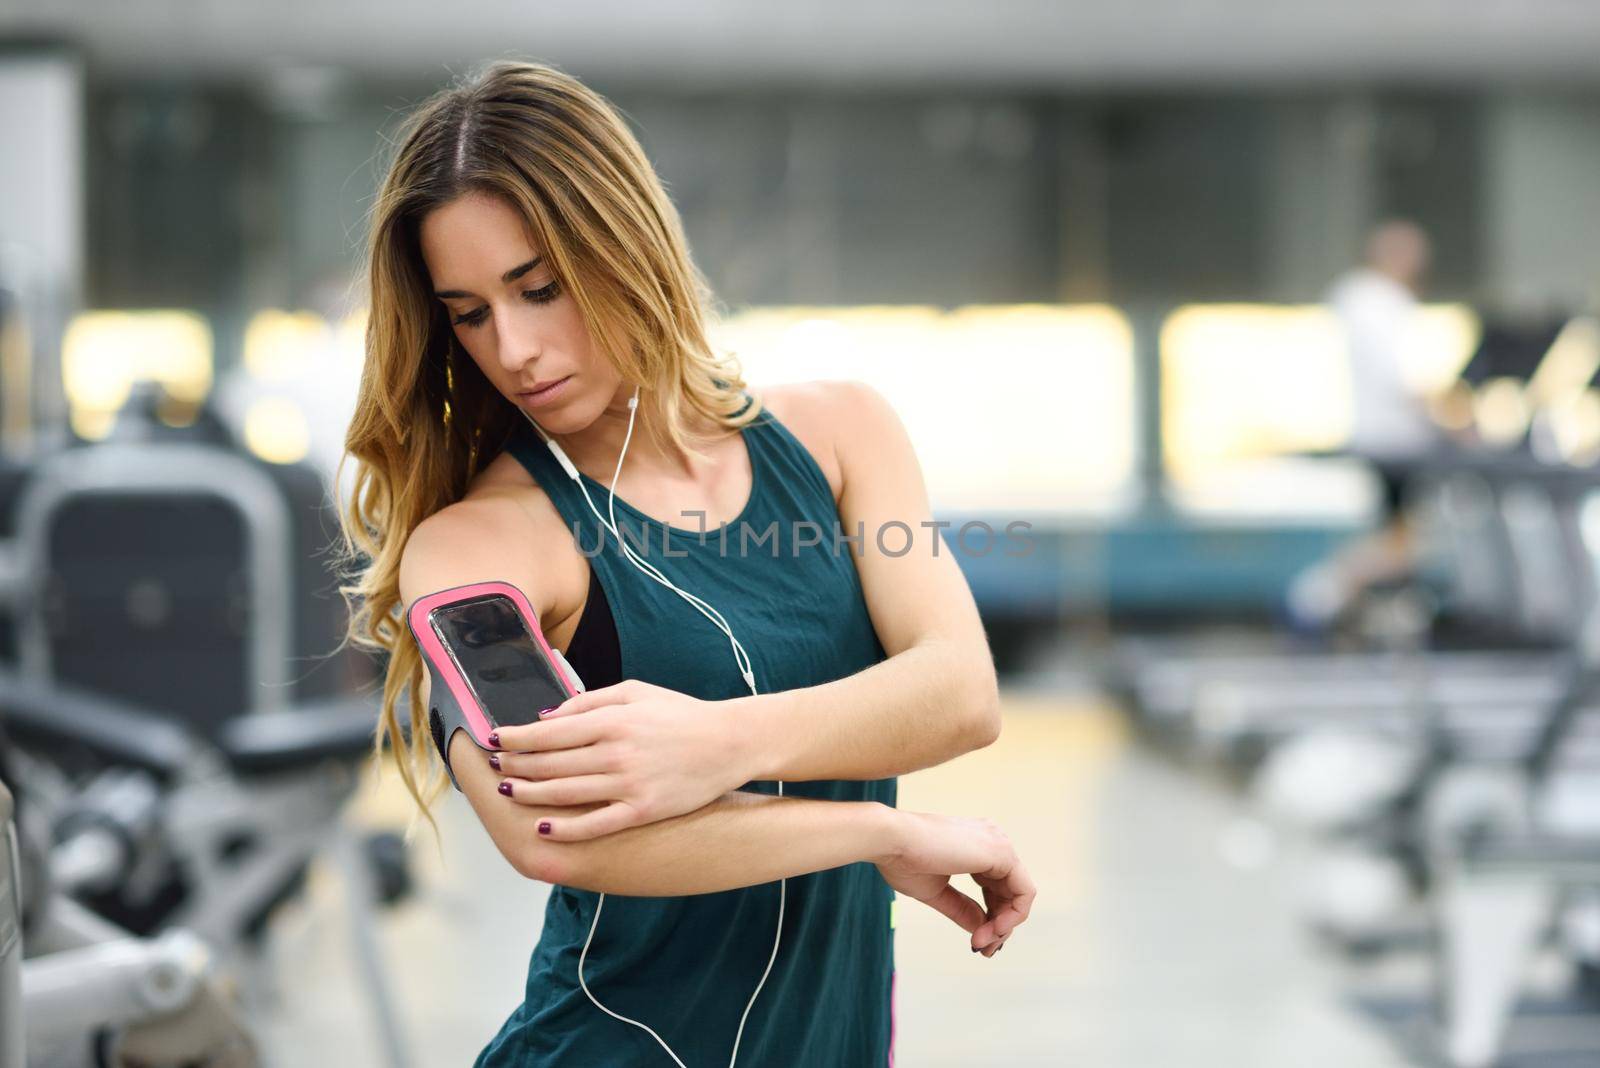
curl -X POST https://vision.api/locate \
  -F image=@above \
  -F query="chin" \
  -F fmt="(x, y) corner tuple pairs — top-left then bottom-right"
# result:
(512, 388), (592, 432)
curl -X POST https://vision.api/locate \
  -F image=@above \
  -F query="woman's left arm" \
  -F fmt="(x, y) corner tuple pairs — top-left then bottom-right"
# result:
(494, 380), (1002, 834)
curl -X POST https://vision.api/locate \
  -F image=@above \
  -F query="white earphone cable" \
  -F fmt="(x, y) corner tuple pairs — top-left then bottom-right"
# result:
(519, 386), (783, 1068)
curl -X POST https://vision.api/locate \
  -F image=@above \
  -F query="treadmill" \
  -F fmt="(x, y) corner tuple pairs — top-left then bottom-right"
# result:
(1118, 313), (1579, 762)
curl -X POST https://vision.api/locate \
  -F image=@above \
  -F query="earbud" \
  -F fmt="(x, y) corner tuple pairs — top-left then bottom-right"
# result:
(524, 387), (638, 481)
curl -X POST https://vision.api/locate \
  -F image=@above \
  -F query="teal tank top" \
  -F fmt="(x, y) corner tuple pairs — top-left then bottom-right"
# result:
(474, 391), (899, 1067)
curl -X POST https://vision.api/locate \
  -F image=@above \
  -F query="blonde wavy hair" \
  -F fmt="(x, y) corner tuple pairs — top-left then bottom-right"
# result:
(338, 60), (762, 823)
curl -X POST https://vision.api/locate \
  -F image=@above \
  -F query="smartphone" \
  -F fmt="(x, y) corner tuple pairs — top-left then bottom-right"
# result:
(407, 581), (584, 783)
(428, 592), (569, 728)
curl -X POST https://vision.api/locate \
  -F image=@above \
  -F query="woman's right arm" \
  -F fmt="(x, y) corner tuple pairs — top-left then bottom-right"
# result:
(447, 726), (1030, 952)
(400, 497), (1034, 953)
(449, 725), (883, 894)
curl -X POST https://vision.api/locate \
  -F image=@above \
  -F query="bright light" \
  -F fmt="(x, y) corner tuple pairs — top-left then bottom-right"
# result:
(69, 408), (116, 441)
(714, 304), (1136, 512)
(62, 310), (213, 440)
(242, 309), (330, 381)
(1527, 316), (1600, 410)
(1162, 305), (1351, 479)
(1163, 302), (1482, 480)
(1401, 304), (1481, 393)
(1544, 389), (1600, 465)
(1474, 377), (1532, 445)
(218, 308), (368, 480)
(242, 396), (311, 464)
(334, 307), (369, 365)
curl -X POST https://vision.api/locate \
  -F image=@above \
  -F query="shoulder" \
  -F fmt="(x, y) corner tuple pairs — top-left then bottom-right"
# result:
(397, 452), (579, 620)
(1329, 268), (1409, 309)
(754, 379), (906, 504)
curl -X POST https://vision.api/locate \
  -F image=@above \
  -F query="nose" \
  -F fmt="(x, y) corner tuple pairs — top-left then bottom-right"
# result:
(494, 302), (542, 375)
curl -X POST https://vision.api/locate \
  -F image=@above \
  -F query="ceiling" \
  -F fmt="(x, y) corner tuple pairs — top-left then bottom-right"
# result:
(4, 0), (1600, 89)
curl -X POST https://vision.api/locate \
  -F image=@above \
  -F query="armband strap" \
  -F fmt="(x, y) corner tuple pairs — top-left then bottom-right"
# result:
(424, 659), (476, 792)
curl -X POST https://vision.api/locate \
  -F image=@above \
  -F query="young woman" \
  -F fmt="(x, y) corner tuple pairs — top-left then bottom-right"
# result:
(340, 60), (1035, 1067)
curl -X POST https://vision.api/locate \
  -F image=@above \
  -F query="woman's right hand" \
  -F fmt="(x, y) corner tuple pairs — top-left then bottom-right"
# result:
(875, 808), (1036, 958)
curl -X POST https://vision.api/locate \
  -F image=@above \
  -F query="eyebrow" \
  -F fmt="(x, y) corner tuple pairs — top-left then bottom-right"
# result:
(433, 256), (542, 300)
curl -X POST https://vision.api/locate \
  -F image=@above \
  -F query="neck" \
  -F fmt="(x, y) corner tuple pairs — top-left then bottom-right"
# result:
(535, 386), (720, 482)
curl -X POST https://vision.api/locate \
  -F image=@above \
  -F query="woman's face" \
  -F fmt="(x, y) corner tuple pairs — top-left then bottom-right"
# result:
(418, 190), (622, 429)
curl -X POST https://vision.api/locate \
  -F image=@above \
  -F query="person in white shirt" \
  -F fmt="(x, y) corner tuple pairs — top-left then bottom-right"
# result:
(1289, 220), (1440, 628)
(1329, 220), (1438, 465)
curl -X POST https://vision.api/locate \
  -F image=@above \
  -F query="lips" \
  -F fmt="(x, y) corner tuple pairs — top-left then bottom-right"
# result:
(517, 375), (573, 409)
(522, 377), (569, 396)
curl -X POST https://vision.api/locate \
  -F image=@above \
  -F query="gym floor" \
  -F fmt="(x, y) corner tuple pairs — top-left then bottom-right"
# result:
(255, 663), (1413, 1067)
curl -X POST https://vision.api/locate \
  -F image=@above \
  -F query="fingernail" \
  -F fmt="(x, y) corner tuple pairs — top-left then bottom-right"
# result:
(488, 753), (501, 771)
(488, 731), (500, 748)
(539, 707), (555, 716)
(538, 821), (552, 835)
(971, 945), (980, 953)
(498, 780), (513, 797)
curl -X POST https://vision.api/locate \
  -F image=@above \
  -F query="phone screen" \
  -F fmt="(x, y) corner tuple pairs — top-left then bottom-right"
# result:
(429, 594), (567, 728)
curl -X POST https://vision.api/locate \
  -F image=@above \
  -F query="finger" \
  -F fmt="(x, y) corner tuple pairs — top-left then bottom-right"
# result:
(915, 883), (987, 936)
(537, 802), (641, 842)
(970, 887), (1012, 949)
(491, 712), (610, 753)
(972, 894), (1027, 948)
(978, 933), (1002, 957)
(498, 774), (619, 808)
(539, 682), (638, 719)
(995, 904), (1029, 941)
(973, 884), (1001, 947)
(974, 859), (1036, 912)
(494, 747), (614, 781)
(974, 870), (1037, 939)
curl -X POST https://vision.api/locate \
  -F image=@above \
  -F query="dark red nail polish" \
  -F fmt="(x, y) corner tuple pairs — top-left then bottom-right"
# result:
(971, 945), (979, 953)
(498, 781), (513, 797)
(538, 821), (552, 835)
(538, 708), (555, 716)
(488, 731), (500, 748)
(488, 753), (501, 771)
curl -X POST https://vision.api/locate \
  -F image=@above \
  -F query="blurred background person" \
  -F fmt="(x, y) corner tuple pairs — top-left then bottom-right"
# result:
(1288, 219), (1443, 629)
(1332, 219), (1436, 464)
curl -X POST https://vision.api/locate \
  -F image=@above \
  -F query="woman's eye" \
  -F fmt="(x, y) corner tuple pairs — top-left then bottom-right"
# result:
(451, 281), (561, 329)
(523, 280), (561, 305)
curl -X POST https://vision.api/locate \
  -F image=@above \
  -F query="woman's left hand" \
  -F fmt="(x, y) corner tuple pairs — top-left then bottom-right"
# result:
(486, 679), (753, 841)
